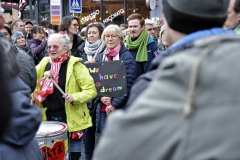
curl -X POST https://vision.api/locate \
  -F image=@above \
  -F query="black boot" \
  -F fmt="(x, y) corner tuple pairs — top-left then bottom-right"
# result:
(70, 152), (81, 160)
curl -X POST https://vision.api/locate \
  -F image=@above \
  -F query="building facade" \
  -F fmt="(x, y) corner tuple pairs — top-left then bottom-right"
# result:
(2, 0), (163, 27)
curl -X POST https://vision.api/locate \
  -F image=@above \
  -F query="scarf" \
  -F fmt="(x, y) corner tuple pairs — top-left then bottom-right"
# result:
(34, 53), (69, 104)
(84, 39), (106, 61)
(125, 29), (149, 62)
(103, 43), (121, 61)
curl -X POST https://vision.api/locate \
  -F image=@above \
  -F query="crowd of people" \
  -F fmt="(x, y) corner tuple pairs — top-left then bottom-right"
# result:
(1, 0), (240, 159)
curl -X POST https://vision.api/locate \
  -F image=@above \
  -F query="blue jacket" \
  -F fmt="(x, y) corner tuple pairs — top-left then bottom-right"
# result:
(95, 43), (136, 109)
(128, 35), (158, 78)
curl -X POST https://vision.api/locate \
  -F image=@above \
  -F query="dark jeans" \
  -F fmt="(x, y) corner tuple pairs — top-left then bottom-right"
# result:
(84, 126), (96, 160)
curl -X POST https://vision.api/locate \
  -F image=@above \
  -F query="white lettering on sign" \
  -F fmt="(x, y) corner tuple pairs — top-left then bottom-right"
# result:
(81, 10), (100, 24)
(103, 9), (124, 24)
(51, 0), (60, 5)
(38, 141), (45, 146)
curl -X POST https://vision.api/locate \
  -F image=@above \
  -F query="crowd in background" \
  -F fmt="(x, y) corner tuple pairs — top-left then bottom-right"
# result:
(1, 0), (240, 159)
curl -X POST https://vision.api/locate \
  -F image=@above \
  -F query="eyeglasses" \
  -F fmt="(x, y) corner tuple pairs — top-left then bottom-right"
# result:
(147, 28), (155, 31)
(72, 23), (79, 27)
(47, 45), (60, 50)
(105, 35), (118, 39)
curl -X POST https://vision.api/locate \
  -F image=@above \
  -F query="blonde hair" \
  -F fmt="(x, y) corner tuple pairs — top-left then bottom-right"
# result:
(101, 24), (124, 42)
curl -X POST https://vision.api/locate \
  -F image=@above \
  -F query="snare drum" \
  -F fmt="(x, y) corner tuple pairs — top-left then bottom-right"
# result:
(36, 121), (68, 160)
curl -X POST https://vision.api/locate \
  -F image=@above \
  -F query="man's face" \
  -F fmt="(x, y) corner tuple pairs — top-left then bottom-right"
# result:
(14, 21), (25, 33)
(128, 19), (144, 40)
(145, 24), (156, 38)
(223, 0), (240, 29)
(25, 23), (33, 34)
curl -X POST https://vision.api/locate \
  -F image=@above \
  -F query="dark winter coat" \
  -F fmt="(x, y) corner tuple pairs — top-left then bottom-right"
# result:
(16, 50), (37, 93)
(0, 76), (43, 160)
(95, 43), (136, 109)
(71, 34), (84, 56)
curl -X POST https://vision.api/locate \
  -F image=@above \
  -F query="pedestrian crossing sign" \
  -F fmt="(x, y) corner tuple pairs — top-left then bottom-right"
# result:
(69, 0), (82, 13)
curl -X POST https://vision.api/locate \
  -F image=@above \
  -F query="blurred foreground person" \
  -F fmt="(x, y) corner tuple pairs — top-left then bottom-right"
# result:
(0, 6), (43, 159)
(93, 0), (240, 160)
(0, 25), (12, 40)
(34, 33), (97, 160)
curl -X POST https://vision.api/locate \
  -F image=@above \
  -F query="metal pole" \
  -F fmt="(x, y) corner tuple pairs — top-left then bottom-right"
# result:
(29, 0), (33, 20)
(100, 0), (103, 23)
(124, 0), (126, 24)
(34, 0), (38, 23)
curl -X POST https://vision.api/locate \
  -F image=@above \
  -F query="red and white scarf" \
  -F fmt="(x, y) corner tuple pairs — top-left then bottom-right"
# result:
(34, 53), (69, 104)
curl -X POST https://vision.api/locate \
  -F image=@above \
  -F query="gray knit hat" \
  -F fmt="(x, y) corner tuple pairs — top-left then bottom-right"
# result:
(11, 31), (24, 44)
(163, 0), (229, 34)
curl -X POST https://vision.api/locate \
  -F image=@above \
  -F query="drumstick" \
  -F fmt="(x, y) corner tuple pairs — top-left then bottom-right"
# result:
(44, 71), (74, 105)
(49, 77), (74, 106)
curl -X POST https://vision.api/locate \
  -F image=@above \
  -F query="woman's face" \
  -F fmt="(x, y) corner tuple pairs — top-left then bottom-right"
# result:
(47, 39), (67, 60)
(68, 19), (79, 35)
(33, 30), (45, 41)
(104, 31), (121, 50)
(161, 31), (169, 47)
(87, 26), (100, 44)
(0, 28), (11, 40)
(16, 36), (26, 46)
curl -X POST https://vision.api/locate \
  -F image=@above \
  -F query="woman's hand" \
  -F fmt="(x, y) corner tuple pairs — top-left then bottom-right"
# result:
(100, 96), (111, 105)
(106, 105), (115, 115)
(63, 93), (74, 103)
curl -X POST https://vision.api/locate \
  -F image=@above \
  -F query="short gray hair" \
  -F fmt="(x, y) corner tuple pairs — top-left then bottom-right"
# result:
(48, 33), (70, 52)
(48, 33), (70, 47)
(101, 24), (124, 42)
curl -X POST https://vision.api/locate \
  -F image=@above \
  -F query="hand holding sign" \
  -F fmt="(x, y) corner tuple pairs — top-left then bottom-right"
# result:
(101, 97), (111, 105)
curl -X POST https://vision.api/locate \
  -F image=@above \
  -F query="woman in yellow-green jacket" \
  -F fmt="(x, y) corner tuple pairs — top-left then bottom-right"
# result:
(34, 33), (97, 160)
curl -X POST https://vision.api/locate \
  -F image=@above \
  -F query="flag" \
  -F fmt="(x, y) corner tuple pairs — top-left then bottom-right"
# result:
(18, 0), (28, 19)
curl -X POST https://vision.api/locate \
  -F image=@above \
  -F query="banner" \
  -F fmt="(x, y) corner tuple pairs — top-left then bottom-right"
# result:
(85, 61), (127, 97)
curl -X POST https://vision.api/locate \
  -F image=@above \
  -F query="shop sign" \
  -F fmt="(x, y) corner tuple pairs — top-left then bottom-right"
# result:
(103, 9), (124, 24)
(80, 10), (100, 24)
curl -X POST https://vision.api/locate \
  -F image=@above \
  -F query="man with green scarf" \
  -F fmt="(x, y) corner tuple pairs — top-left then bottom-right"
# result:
(125, 13), (158, 78)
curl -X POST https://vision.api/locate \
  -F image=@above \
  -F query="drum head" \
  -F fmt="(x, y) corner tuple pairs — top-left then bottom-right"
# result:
(36, 121), (68, 137)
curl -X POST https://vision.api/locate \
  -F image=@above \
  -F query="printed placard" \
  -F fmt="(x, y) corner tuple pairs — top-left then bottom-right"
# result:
(86, 61), (127, 97)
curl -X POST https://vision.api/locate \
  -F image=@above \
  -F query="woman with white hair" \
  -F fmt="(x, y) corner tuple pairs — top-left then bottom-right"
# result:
(94, 24), (136, 136)
(34, 33), (97, 160)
